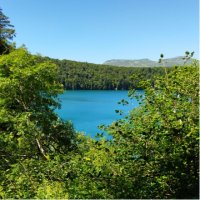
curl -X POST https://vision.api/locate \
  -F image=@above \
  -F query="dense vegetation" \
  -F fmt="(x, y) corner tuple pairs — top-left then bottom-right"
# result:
(0, 8), (15, 54)
(0, 8), (199, 199)
(47, 57), (169, 90)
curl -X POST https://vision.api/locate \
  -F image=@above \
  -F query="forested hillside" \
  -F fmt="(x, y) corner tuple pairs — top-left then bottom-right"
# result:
(43, 57), (170, 90)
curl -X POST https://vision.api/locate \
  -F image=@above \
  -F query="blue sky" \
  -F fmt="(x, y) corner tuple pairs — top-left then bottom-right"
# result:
(0, 0), (199, 63)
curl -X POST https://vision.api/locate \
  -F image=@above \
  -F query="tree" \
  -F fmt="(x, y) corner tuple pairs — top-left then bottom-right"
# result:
(0, 48), (76, 198)
(0, 7), (15, 54)
(107, 62), (199, 198)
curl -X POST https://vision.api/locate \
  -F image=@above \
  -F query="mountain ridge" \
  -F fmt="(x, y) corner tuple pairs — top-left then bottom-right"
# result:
(103, 56), (194, 67)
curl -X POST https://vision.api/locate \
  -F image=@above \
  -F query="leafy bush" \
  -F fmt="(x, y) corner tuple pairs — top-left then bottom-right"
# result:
(107, 62), (199, 198)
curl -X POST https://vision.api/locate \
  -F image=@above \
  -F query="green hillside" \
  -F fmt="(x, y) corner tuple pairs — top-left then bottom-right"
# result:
(43, 57), (169, 90)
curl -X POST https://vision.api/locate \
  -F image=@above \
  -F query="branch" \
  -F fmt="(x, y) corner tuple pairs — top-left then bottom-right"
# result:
(36, 138), (49, 160)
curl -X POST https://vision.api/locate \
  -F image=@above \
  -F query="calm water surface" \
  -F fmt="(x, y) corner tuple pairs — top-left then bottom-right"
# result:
(56, 90), (142, 138)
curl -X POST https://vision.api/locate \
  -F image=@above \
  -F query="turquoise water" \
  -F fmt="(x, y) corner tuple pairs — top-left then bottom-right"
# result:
(56, 90), (142, 138)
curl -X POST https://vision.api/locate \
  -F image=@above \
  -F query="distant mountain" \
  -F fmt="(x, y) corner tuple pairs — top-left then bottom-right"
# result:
(103, 56), (194, 67)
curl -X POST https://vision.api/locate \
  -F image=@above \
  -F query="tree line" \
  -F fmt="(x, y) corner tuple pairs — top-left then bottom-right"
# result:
(45, 57), (171, 90)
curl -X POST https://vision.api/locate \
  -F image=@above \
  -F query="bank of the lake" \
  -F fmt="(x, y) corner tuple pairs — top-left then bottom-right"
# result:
(56, 90), (143, 138)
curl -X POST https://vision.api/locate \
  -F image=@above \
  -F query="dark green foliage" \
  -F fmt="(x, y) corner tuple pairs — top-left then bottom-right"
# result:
(58, 60), (169, 90)
(0, 8), (15, 54)
(42, 56), (169, 90)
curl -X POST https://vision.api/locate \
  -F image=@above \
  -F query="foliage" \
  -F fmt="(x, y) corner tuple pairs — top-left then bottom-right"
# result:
(0, 7), (15, 54)
(0, 49), (198, 198)
(65, 134), (115, 199)
(0, 48), (76, 198)
(42, 56), (168, 90)
(106, 62), (199, 198)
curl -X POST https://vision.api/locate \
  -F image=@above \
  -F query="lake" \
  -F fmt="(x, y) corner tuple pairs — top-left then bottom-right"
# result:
(56, 90), (142, 138)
